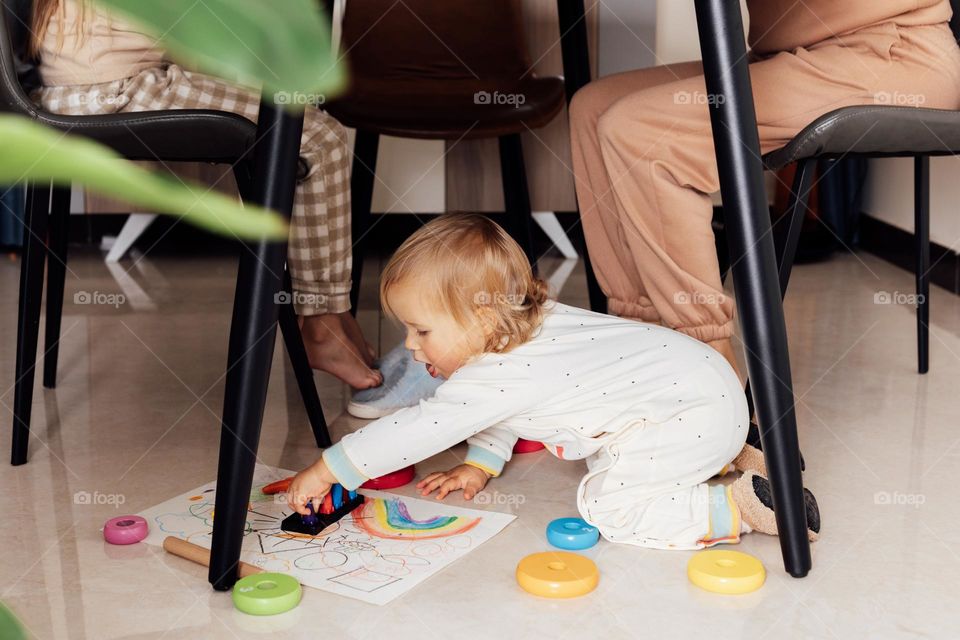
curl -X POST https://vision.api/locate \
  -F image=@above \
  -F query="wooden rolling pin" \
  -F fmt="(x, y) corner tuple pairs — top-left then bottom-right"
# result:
(162, 536), (263, 578)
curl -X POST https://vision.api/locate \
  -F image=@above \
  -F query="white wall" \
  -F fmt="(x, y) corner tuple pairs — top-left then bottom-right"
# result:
(653, 0), (749, 63)
(597, 1), (656, 74)
(864, 156), (960, 246)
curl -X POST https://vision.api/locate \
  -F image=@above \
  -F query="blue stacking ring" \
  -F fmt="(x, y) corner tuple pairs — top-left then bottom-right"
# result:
(546, 517), (599, 550)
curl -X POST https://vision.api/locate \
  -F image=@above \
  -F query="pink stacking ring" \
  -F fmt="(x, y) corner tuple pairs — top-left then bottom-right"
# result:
(103, 515), (148, 545)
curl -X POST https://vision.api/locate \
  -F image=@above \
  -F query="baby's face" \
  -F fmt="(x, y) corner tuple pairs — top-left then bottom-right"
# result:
(387, 280), (487, 380)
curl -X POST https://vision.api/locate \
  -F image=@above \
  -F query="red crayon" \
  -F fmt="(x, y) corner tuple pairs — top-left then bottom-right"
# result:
(320, 492), (334, 515)
(261, 477), (293, 495)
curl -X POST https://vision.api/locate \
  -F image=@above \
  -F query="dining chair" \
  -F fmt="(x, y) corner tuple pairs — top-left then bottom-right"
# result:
(324, 0), (567, 313)
(1, 0), (331, 465)
(763, 0), (960, 375)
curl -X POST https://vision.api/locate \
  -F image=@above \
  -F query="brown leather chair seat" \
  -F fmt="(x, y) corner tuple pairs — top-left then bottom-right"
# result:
(327, 76), (565, 139)
(327, 0), (568, 311)
(325, 0), (564, 139)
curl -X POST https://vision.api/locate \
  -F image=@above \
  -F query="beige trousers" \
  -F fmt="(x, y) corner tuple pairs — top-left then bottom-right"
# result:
(570, 21), (960, 343)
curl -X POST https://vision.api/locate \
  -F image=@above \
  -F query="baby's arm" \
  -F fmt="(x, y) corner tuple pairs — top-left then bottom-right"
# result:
(417, 464), (491, 500)
(416, 423), (518, 501)
(286, 457), (338, 515)
(319, 359), (537, 494)
(463, 424), (519, 478)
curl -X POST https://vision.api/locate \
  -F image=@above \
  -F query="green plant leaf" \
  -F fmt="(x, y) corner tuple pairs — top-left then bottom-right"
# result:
(0, 602), (26, 640)
(0, 115), (288, 240)
(94, 0), (346, 103)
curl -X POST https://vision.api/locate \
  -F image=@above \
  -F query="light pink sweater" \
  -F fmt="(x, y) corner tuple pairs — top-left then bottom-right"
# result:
(38, 0), (165, 86)
(747, 0), (953, 55)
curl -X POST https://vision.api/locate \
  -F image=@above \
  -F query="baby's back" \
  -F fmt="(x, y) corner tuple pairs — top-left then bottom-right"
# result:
(491, 301), (744, 435)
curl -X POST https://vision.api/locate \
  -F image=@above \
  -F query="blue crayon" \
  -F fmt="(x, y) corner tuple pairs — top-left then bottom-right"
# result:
(331, 484), (344, 509)
(302, 501), (319, 528)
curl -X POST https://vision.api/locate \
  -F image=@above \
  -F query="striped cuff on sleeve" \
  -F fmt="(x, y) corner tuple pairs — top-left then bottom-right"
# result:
(464, 444), (507, 477)
(321, 442), (369, 491)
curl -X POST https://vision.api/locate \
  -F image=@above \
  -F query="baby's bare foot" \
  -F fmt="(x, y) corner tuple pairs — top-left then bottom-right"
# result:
(301, 315), (383, 389)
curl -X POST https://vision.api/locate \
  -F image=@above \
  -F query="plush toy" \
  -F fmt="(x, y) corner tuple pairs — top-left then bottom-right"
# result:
(732, 422), (806, 476)
(730, 423), (819, 541)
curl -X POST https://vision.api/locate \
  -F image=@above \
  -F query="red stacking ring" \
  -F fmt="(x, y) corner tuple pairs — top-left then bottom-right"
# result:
(513, 439), (545, 454)
(361, 465), (416, 490)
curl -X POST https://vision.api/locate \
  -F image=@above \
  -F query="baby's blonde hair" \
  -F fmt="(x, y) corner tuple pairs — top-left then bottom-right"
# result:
(380, 213), (550, 354)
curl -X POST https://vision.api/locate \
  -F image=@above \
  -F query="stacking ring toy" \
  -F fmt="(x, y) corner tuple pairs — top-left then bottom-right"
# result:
(546, 517), (599, 550)
(232, 573), (302, 615)
(361, 464), (415, 490)
(516, 551), (599, 598)
(103, 515), (148, 545)
(687, 549), (765, 594)
(513, 439), (545, 454)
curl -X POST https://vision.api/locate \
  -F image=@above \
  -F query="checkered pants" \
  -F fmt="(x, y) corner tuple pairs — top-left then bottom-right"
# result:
(34, 63), (353, 315)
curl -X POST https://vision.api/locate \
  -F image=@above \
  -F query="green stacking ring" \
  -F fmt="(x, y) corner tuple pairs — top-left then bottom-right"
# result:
(0, 602), (26, 639)
(231, 573), (302, 616)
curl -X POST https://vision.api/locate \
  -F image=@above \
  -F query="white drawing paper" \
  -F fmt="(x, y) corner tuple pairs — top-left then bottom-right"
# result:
(139, 464), (517, 605)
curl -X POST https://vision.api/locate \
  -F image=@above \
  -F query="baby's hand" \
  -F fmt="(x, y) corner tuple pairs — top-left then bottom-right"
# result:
(416, 464), (491, 501)
(286, 460), (335, 515)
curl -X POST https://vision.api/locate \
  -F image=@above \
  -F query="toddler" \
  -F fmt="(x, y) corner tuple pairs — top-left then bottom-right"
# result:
(288, 214), (820, 549)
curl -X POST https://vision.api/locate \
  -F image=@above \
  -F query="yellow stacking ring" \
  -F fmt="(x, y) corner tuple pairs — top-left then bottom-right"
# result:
(516, 551), (599, 598)
(687, 549), (765, 594)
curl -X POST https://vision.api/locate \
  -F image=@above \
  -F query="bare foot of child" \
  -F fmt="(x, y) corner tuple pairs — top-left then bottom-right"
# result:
(300, 314), (382, 389)
(339, 311), (376, 366)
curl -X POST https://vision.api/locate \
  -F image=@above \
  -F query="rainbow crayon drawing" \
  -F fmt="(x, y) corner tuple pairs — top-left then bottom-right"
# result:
(354, 497), (481, 540)
(281, 484), (364, 536)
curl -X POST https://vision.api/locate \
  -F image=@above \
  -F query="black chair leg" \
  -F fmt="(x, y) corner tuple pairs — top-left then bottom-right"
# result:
(696, 0), (809, 578)
(234, 160), (331, 448)
(557, 0), (605, 313)
(743, 158), (814, 432)
(498, 134), (537, 269)
(43, 185), (71, 389)
(12, 183), (51, 466)
(348, 130), (379, 317)
(566, 220), (608, 314)
(774, 159), (815, 298)
(278, 270), (331, 448)
(581, 239), (606, 313)
(209, 103), (303, 591)
(915, 156), (930, 374)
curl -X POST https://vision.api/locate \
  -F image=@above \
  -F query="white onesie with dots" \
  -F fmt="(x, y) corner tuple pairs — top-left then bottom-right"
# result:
(321, 300), (750, 550)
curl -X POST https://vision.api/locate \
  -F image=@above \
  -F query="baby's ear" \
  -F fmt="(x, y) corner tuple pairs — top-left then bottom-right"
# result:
(474, 304), (499, 337)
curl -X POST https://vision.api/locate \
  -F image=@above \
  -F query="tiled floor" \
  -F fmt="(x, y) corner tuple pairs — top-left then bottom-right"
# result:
(1, 246), (959, 639)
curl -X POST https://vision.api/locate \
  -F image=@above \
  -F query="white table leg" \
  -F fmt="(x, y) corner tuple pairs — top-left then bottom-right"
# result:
(532, 211), (578, 259)
(103, 213), (157, 263)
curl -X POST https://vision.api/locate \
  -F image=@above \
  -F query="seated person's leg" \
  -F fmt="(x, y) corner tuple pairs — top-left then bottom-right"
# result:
(36, 66), (383, 389)
(569, 62), (705, 330)
(292, 108), (383, 389)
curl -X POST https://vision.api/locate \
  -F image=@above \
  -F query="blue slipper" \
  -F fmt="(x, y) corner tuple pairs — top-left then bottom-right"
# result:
(347, 342), (443, 419)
